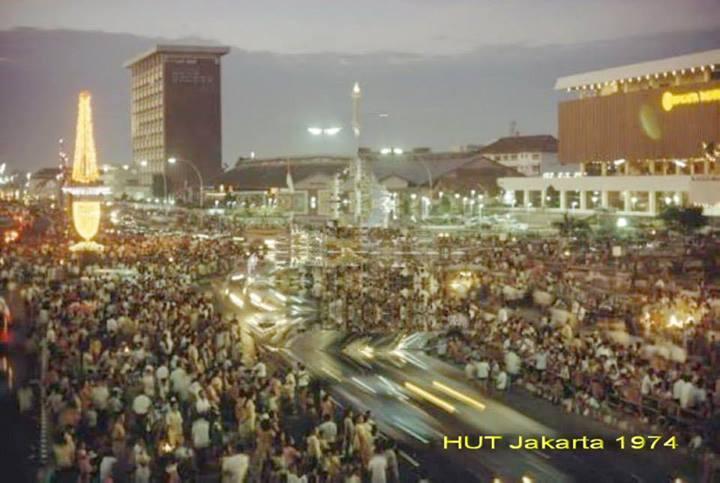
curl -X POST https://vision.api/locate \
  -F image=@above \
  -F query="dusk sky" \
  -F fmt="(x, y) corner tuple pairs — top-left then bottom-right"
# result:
(4, 0), (720, 54)
(1, 0), (720, 171)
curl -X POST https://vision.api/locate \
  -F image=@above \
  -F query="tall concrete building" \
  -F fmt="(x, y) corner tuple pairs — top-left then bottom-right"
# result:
(125, 45), (229, 196)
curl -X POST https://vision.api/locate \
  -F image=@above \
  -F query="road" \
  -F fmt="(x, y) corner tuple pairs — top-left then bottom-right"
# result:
(286, 330), (698, 483)
(217, 260), (699, 483)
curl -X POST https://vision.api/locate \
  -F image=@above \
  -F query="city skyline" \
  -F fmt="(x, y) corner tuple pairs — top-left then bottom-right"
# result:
(0, 1), (719, 172)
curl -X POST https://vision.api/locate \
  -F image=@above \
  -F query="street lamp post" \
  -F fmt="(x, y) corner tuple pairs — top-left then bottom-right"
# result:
(307, 126), (344, 220)
(167, 157), (204, 208)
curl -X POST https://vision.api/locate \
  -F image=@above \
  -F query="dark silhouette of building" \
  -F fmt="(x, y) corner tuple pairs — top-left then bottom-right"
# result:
(125, 45), (229, 196)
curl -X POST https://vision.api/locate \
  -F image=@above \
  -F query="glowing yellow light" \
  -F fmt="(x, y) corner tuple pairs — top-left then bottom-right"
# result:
(4, 230), (19, 243)
(662, 88), (720, 112)
(432, 381), (486, 410)
(72, 201), (101, 240)
(71, 91), (100, 184)
(404, 382), (456, 413)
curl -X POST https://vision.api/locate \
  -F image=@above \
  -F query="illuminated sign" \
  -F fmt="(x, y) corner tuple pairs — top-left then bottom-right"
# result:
(662, 88), (720, 112)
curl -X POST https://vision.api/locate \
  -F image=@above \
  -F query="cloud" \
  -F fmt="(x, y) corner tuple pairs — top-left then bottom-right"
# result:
(1, 27), (719, 171)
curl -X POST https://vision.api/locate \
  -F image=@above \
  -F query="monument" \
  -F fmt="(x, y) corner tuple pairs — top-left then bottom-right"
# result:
(64, 91), (110, 252)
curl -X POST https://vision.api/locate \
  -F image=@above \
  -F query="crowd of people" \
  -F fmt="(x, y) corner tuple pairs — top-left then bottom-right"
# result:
(4, 204), (720, 480)
(2, 209), (403, 483)
(309, 229), (720, 451)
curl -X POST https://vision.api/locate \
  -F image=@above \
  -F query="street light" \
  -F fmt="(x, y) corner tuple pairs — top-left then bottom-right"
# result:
(308, 126), (342, 136)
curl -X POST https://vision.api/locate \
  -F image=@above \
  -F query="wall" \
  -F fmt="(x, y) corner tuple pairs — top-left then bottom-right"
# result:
(164, 57), (223, 187)
(559, 80), (720, 164)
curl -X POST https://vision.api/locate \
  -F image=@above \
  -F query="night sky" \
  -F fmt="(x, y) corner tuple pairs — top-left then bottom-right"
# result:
(1, 0), (719, 171)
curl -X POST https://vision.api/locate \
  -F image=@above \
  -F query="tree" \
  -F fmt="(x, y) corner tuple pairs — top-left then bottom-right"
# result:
(659, 206), (708, 233)
(437, 195), (452, 216)
(552, 213), (591, 237)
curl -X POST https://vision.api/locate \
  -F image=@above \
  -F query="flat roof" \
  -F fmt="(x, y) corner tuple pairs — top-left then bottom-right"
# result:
(124, 44), (230, 68)
(555, 49), (720, 90)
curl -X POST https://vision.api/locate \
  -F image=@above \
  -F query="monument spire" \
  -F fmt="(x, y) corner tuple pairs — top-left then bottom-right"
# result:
(71, 91), (100, 184)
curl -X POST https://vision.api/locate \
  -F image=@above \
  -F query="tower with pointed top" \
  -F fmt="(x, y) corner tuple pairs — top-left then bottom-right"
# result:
(65, 91), (107, 247)
(71, 91), (100, 184)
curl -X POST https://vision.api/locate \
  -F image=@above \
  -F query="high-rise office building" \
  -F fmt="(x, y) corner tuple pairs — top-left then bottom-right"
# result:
(125, 45), (229, 196)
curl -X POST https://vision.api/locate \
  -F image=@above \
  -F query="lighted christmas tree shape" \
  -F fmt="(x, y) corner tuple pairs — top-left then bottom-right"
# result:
(71, 91), (100, 184)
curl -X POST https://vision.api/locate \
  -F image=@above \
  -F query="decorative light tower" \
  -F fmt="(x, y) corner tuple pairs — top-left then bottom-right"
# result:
(63, 91), (109, 251)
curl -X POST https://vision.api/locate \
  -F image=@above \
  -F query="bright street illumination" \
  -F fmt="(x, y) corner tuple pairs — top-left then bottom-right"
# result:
(323, 127), (342, 136)
(616, 217), (628, 228)
(392, 147), (404, 155)
(307, 127), (323, 136)
(168, 157), (177, 165)
(380, 147), (392, 155)
(140, 160), (148, 167)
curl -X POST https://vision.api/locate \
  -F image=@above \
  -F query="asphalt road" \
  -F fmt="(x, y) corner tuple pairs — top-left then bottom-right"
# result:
(217, 258), (700, 483)
(285, 330), (699, 483)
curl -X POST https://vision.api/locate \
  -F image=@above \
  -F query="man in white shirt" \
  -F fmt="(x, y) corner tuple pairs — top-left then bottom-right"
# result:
(368, 449), (388, 483)
(475, 359), (490, 389)
(464, 359), (476, 380)
(170, 364), (189, 399)
(98, 454), (117, 482)
(505, 349), (521, 376)
(317, 414), (338, 443)
(222, 444), (249, 483)
(192, 417), (211, 449)
(296, 364), (310, 389)
(496, 369), (508, 391)
(91, 380), (110, 411)
(641, 369), (655, 396)
(535, 350), (548, 373)
(673, 376), (688, 401)
(679, 379), (696, 409)
(106, 317), (118, 334)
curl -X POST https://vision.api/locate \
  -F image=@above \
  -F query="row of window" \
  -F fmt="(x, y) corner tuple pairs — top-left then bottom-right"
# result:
(490, 152), (541, 162)
(132, 134), (164, 150)
(132, 96), (163, 114)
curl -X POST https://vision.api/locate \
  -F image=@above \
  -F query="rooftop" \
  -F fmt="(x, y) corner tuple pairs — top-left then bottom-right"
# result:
(555, 49), (720, 90)
(479, 135), (558, 154)
(124, 44), (230, 68)
(215, 152), (519, 191)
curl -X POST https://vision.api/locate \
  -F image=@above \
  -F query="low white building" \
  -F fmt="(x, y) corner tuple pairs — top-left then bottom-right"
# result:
(499, 49), (720, 216)
(478, 135), (571, 177)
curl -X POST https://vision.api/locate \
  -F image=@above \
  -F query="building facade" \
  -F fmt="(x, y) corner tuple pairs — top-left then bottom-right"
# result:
(125, 45), (229, 195)
(499, 49), (720, 216)
(479, 135), (565, 177)
(210, 150), (520, 223)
